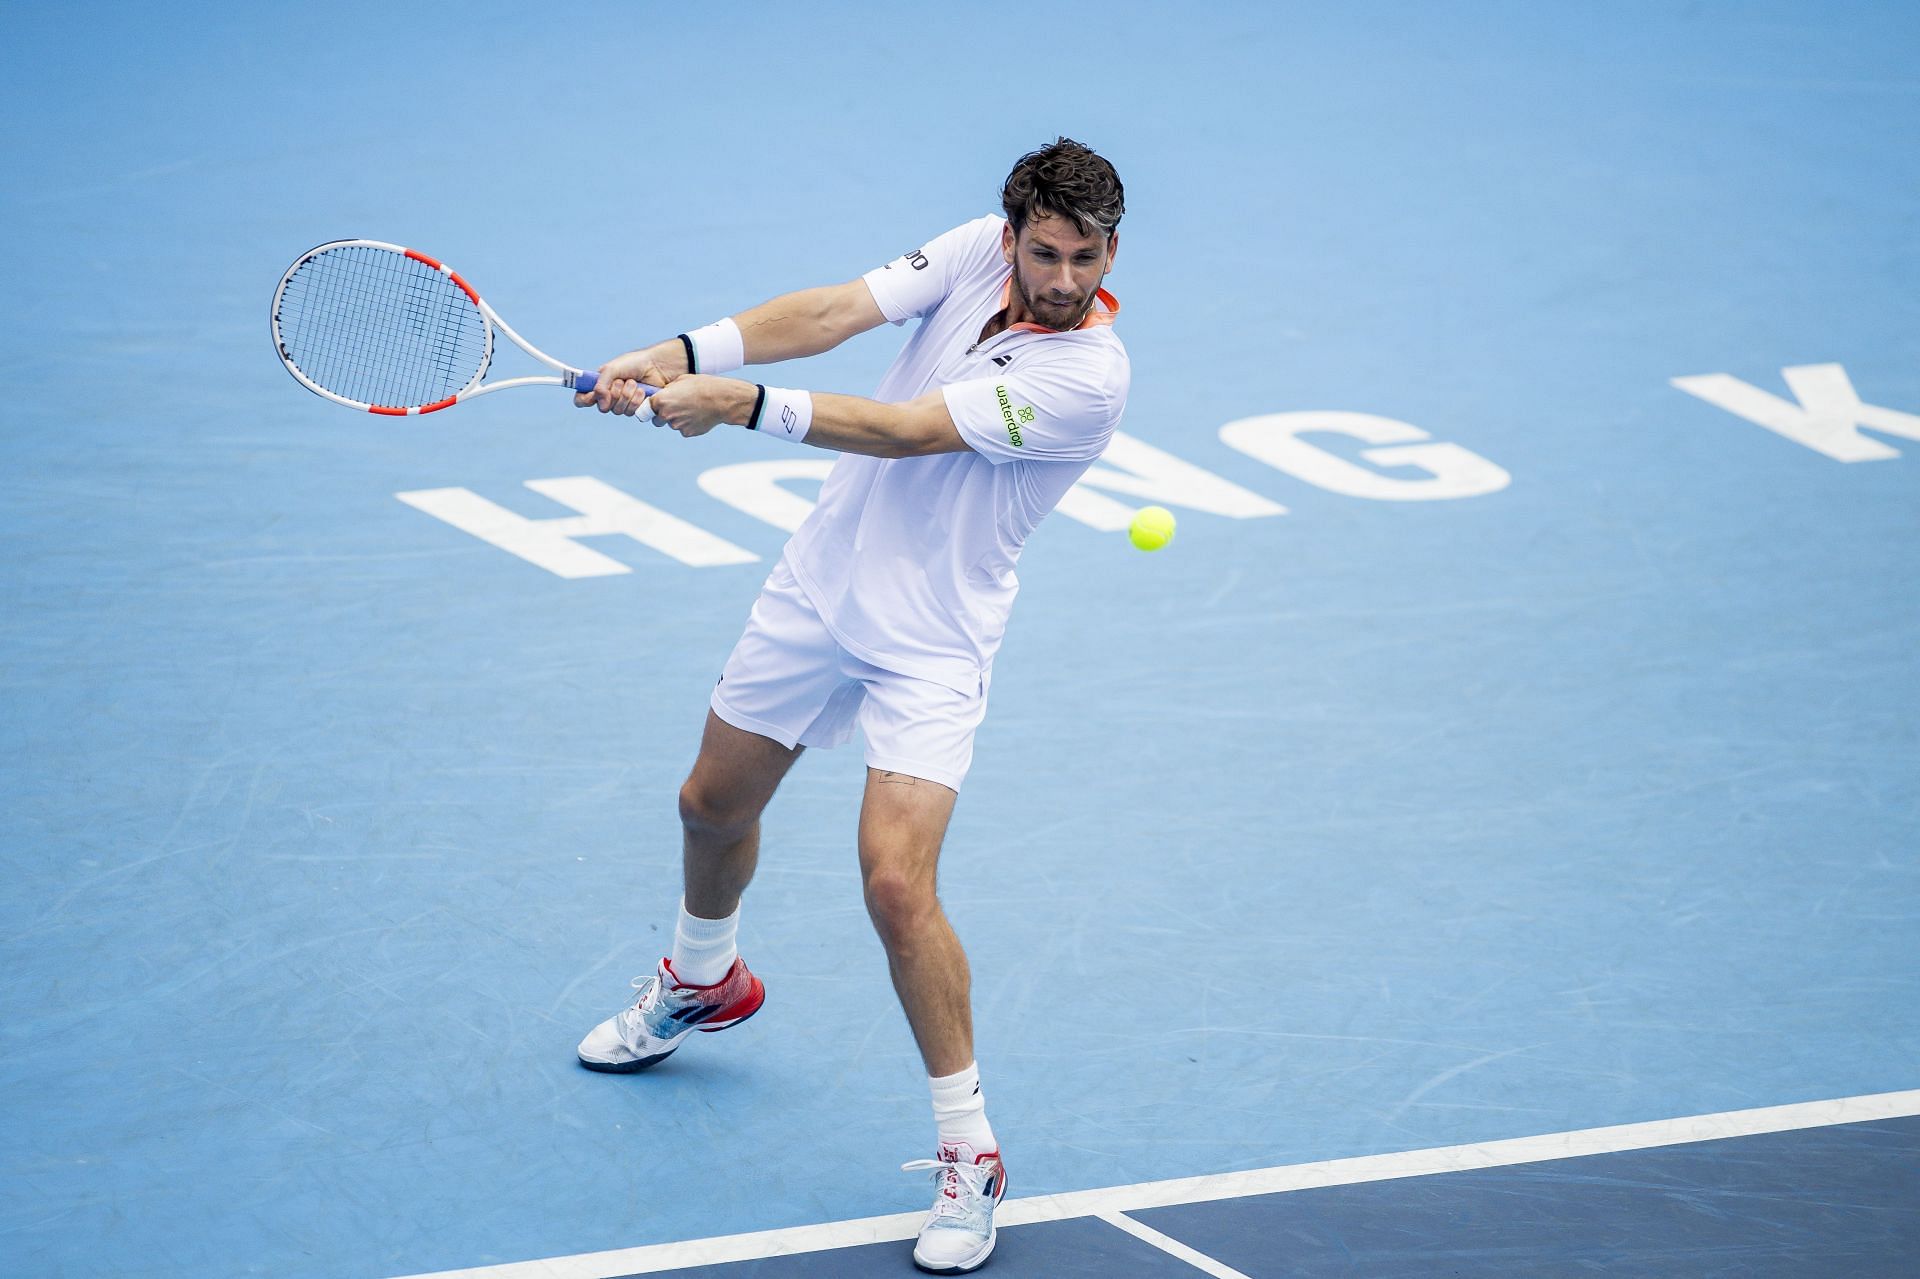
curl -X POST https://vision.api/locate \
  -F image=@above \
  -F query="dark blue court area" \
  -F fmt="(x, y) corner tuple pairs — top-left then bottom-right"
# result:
(632, 1115), (1920, 1278)
(1125, 1118), (1920, 1279)
(4, 3), (1917, 1278)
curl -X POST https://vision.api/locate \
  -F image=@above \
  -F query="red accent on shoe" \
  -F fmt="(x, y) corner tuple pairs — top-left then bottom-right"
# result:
(700, 973), (766, 1029)
(662, 955), (744, 990)
(970, 1150), (1007, 1202)
(656, 956), (765, 1028)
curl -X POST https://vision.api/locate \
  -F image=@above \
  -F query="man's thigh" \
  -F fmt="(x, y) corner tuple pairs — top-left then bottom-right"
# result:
(683, 708), (804, 821)
(858, 765), (959, 889)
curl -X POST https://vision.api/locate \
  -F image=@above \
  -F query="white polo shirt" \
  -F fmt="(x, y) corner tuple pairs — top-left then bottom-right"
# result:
(780, 214), (1130, 694)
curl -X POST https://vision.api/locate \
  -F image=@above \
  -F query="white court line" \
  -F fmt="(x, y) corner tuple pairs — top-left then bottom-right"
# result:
(1098, 1210), (1253, 1278)
(390, 1088), (1920, 1278)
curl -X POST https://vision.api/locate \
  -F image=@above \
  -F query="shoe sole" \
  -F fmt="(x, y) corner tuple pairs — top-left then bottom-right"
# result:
(576, 987), (765, 1074)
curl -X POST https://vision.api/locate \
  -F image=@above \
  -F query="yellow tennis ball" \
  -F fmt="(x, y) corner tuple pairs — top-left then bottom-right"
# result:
(1128, 505), (1176, 552)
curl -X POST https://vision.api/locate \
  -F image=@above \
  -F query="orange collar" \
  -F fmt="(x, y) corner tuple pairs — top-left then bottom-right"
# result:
(995, 278), (1121, 334)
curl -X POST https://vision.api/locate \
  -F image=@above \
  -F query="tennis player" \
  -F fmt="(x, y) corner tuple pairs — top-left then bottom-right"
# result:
(573, 138), (1127, 1275)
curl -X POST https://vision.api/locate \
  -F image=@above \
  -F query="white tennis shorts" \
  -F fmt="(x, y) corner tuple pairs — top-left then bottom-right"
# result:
(709, 562), (990, 792)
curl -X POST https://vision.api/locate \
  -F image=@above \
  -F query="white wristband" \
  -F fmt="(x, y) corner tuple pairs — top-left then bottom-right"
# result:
(684, 318), (744, 374)
(750, 385), (813, 443)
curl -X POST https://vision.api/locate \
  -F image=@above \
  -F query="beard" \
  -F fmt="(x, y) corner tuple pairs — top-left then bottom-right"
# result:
(1011, 265), (1093, 331)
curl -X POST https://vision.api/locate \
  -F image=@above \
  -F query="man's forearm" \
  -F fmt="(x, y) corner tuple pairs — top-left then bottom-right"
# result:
(730, 282), (886, 365)
(705, 380), (957, 459)
(584, 281), (886, 417)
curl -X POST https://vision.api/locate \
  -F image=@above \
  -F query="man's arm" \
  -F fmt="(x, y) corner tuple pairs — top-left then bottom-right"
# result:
(574, 280), (888, 414)
(734, 280), (889, 363)
(643, 376), (971, 460)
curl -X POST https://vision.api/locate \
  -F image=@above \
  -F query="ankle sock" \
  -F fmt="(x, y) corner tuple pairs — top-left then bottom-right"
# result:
(930, 1061), (996, 1154)
(670, 898), (739, 986)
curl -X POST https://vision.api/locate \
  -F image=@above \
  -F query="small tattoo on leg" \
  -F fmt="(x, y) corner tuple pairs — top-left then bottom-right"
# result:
(877, 771), (917, 786)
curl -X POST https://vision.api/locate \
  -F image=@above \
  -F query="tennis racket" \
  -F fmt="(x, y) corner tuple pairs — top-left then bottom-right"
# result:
(270, 239), (652, 416)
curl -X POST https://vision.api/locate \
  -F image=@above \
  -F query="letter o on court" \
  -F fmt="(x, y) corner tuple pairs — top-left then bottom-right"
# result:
(1218, 412), (1511, 501)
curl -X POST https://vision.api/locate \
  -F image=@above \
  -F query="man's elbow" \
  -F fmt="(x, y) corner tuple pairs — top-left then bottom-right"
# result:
(816, 281), (881, 347)
(878, 426), (933, 459)
(890, 409), (970, 458)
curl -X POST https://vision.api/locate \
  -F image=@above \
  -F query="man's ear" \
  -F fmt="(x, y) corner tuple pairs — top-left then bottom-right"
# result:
(1106, 231), (1120, 272)
(1002, 222), (1017, 265)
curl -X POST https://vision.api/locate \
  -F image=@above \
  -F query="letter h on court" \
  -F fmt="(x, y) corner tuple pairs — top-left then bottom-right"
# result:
(396, 477), (758, 578)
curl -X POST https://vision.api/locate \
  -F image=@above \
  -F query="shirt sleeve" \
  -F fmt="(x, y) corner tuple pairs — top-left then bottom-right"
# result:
(940, 351), (1128, 465)
(861, 216), (1003, 326)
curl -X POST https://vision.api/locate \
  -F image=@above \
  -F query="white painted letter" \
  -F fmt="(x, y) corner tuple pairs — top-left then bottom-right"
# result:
(695, 438), (1283, 534)
(1671, 363), (1920, 462)
(1058, 432), (1287, 531)
(397, 476), (758, 578)
(1219, 412), (1510, 501)
(698, 460), (835, 533)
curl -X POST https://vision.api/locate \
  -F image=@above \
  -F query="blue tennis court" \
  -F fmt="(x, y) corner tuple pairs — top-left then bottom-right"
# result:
(3, 3), (1917, 1277)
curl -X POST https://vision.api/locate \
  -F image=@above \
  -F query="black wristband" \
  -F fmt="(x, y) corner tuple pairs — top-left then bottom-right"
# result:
(746, 384), (768, 431)
(677, 333), (698, 374)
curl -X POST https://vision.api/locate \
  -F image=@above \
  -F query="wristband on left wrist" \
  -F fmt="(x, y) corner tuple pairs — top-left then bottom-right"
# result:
(680, 318), (745, 375)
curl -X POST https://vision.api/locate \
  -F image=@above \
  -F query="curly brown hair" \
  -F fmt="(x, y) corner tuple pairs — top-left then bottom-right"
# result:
(1001, 138), (1125, 238)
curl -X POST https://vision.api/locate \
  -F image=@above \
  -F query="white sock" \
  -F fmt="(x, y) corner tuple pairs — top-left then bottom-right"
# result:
(670, 898), (738, 986)
(930, 1061), (997, 1154)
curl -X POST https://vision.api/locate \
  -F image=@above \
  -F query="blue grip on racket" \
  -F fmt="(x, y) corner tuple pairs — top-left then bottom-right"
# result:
(571, 370), (658, 399)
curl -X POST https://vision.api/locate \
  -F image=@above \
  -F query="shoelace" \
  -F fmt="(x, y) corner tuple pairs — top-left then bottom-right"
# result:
(615, 973), (664, 1035)
(901, 1158), (993, 1224)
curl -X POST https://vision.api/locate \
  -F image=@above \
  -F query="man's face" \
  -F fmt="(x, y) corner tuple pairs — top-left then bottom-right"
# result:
(1003, 212), (1117, 331)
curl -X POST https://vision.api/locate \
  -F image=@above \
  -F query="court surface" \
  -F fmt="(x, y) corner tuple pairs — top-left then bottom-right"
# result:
(3, 3), (1917, 1277)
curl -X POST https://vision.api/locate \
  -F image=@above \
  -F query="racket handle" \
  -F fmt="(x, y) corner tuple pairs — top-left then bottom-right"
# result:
(570, 370), (659, 399)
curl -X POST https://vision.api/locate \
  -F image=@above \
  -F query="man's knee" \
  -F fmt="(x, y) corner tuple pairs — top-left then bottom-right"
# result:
(863, 865), (938, 950)
(678, 774), (762, 841)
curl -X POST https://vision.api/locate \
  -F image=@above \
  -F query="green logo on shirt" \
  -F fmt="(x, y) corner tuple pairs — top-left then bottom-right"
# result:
(995, 384), (1033, 447)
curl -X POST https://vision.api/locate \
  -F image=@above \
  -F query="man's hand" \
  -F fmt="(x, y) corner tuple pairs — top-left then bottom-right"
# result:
(648, 376), (759, 438)
(574, 340), (686, 415)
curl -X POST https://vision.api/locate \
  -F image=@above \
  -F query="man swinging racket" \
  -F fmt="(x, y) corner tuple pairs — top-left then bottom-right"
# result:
(573, 137), (1128, 1275)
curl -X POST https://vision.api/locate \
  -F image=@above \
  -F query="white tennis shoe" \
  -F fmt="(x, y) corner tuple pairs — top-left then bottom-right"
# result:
(903, 1141), (1007, 1274)
(575, 956), (764, 1073)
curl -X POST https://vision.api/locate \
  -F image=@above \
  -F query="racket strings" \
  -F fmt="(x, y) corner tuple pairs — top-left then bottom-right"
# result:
(276, 245), (489, 409)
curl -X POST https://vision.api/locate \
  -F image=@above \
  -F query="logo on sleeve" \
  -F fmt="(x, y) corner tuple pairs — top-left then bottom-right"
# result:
(995, 384), (1035, 447)
(902, 247), (929, 270)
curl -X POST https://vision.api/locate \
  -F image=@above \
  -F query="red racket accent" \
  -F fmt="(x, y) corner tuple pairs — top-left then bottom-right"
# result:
(370, 405), (408, 416)
(403, 247), (481, 304)
(419, 395), (458, 413)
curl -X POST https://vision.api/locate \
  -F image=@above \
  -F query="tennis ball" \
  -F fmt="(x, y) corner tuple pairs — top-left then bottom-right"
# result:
(1128, 505), (1176, 552)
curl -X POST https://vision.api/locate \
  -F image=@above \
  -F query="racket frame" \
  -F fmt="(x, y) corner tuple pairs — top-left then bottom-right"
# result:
(271, 238), (597, 415)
